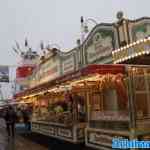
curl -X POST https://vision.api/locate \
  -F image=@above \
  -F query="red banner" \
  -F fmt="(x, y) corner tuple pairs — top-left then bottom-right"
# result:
(16, 66), (35, 78)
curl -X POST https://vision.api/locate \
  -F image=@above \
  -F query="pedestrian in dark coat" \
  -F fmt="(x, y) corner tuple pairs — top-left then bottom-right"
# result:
(4, 106), (17, 137)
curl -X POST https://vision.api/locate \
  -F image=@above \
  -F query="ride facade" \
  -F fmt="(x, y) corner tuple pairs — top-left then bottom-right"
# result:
(14, 12), (150, 150)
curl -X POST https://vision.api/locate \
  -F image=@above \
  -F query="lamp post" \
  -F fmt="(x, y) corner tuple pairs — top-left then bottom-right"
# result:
(80, 16), (98, 42)
(78, 16), (98, 67)
(76, 38), (82, 68)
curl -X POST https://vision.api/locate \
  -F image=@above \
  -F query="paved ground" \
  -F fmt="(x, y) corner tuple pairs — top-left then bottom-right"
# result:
(0, 118), (95, 150)
(6, 136), (47, 150)
(19, 132), (93, 150)
(0, 118), (47, 150)
(0, 119), (8, 150)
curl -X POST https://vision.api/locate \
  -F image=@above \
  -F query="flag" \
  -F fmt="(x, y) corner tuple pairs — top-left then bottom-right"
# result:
(25, 38), (28, 47)
(12, 47), (19, 54)
(81, 16), (84, 23)
(15, 41), (20, 50)
(40, 41), (44, 50)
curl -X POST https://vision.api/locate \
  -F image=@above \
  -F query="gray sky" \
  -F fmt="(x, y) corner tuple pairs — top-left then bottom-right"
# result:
(0, 0), (150, 99)
(0, 0), (149, 66)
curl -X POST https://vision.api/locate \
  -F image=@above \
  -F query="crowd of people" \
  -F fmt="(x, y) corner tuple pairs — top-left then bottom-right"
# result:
(1, 105), (32, 138)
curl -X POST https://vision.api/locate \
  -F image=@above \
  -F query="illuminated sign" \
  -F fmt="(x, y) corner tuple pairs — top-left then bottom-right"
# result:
(112, 38), (150, 63)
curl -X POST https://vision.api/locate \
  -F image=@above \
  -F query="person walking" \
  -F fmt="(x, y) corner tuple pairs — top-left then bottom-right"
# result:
(22, 107), (30, 131)
(4, 106), (17, 137)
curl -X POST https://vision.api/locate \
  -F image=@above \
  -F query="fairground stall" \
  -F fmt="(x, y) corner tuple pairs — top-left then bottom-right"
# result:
(85, 65), (150, 150)
(14, 64), (124, 143)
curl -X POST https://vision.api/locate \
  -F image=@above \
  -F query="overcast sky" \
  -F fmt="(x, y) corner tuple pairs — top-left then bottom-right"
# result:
(0, 0), (149, 66)
(0, 0), (150, 98)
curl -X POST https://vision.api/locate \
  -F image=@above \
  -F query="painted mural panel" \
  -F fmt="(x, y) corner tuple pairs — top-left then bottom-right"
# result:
(129, 18), (150, 42)
(62, 53), (76, 75)
(28, 56), (61, 86)
(84, 25), (116, 64)
(39, 57), (60, 84)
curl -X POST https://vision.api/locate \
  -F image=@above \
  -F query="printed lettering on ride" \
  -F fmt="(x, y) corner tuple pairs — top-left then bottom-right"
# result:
(57, 128), (72, 138)
(49, 126), (55, 135)
(89, 132), (127, 147)
(89, 132), (113, 146)
(39, 125), (55, 135)
(40, 125), (49, 131)
(91, 111), (129, 121)
(32, 123), (39, 130)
